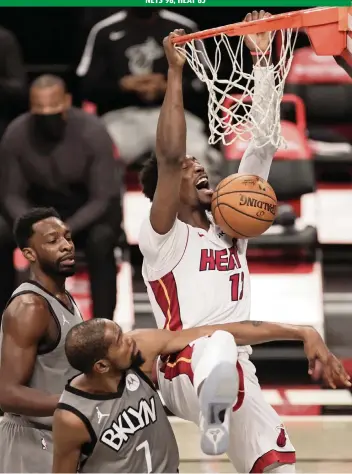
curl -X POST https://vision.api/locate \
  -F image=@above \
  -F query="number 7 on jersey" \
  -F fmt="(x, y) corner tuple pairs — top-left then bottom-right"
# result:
(229, 272), (244, 301)
(136, 440), (152, 473)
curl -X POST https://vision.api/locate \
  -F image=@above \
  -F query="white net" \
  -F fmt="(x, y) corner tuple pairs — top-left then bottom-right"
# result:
(175, 28), (299, 149)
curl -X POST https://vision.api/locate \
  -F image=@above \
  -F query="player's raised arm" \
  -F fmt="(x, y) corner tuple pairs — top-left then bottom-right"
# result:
(149, 30), (187, 235)
(0, 295), (60, 416)
(52, 408), (91, 473)
(238, 10), (278, 181)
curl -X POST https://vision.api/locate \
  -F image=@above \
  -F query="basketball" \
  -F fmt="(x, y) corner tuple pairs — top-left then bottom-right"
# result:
(211, 173), (278, 239)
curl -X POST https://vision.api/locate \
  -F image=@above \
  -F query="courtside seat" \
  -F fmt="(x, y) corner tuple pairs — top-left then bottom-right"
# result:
(282, 50), (352, 244)
(284, 47), (352, 180)
(222, 94), (317, 252)
(249, 221), (317, 250)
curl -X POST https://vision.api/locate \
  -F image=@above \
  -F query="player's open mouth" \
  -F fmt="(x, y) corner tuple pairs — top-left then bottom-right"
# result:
(195, 177), (213, 195)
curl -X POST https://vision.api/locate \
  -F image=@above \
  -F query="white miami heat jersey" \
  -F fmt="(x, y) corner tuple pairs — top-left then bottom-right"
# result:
(140, 216), (251, 352)
(139, 68), (279, 354)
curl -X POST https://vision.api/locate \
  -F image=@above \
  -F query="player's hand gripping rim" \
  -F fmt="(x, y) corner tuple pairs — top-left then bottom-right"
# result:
(163, 29), (187, 69)
(243, 10), (272, 53)
(303, 327), (351, 389)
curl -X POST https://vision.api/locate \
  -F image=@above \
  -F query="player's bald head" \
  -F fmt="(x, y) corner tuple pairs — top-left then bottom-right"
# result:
(65, 319), (114, 373)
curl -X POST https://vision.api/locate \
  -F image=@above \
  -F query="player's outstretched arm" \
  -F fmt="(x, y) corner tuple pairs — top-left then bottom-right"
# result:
(150, 30), (187, 235)
(130, 322), (351, 389)
(238, 10), (278, 181)
(131, 321), (316, 362)
(129, 327), (215, 374)
(0, 295), (60, 416)
(211, 320), (351, 389)
(52, 408), (91, 473)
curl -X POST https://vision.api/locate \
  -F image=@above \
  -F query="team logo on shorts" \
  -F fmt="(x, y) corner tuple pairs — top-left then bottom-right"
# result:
(276, 424), (287, 447)
(126, 373), (140, 391)
(41, 438), (47, 450)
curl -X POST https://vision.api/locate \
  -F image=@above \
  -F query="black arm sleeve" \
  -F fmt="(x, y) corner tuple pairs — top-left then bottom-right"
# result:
(66, 117), (123, 234)
(0, 29), (27, 108)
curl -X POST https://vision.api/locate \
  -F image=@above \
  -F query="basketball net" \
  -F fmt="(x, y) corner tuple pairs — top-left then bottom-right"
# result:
(176, 28), (299, 149)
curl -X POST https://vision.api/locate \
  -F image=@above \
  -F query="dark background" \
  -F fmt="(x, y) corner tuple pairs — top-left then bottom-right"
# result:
(0, 6), (310, 101)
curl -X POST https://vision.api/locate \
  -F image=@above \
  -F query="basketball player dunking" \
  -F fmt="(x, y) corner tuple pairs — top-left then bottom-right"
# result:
(138, 11), (351, 474)
(0, 207), (82, 473)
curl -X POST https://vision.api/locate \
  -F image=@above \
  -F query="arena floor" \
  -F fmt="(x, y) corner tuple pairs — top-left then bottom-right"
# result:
(173, 416), (352, 473)
(0, 415), (350, 472)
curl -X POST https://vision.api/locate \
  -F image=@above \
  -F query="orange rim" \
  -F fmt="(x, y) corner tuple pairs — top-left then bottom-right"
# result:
(171, 7), (350, 52)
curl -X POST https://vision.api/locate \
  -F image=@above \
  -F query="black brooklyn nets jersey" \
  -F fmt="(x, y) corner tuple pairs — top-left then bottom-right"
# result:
(58, 367), (179, 473)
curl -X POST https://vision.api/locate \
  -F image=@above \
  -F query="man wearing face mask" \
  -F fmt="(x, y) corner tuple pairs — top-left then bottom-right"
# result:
(0, 74), (123, 322)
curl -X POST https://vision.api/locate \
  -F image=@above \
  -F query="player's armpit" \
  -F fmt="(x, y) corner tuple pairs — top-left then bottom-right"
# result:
(0, 294), (59, 416)
(52, 408), (90, 473)
(139, 216), (188, 272)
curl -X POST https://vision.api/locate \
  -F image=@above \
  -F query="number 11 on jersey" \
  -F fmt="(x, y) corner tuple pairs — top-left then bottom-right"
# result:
(229, 272), (244, 301)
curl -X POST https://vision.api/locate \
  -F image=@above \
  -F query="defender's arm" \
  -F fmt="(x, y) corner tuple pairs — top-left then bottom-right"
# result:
(130, 321), (350, 389)
(130, 322), (306, 362)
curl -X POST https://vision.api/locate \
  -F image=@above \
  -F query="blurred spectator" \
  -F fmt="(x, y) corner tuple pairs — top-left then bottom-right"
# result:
(0, 215), (14, 319)
(76, 7), (222, 185)
(0, 75), (123, 321)
(0, 25), (27, 137)
(0, 25), (27, 316)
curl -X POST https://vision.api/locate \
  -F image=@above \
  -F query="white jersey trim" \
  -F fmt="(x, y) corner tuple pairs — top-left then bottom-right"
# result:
(76, 10), (128, 77)
(158, 9), (198, 31)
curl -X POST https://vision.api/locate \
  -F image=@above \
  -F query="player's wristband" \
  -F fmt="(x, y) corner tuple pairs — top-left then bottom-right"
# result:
(250, 50), (270, 56)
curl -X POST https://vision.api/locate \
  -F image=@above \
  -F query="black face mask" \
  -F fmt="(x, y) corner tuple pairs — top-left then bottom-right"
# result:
(33, 112), (66, 141)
